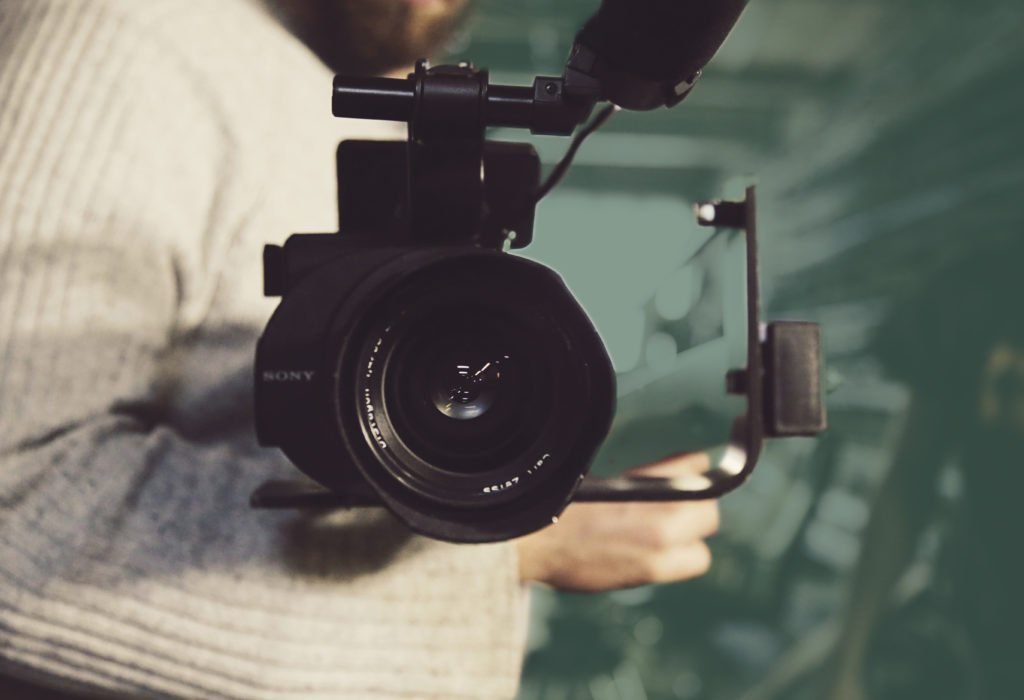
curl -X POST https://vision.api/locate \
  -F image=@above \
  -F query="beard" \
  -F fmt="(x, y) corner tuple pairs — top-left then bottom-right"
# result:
(291, 0), (475, 76)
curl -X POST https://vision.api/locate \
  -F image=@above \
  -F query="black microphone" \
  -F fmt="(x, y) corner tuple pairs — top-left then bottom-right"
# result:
(567, 0), (749, 110)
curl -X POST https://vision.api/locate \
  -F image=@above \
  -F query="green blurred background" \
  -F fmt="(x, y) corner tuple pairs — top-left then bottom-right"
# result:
(446, 1), (1024, 698)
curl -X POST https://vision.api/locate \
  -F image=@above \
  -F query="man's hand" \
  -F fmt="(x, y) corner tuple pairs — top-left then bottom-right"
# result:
(516, 452), (720, 591)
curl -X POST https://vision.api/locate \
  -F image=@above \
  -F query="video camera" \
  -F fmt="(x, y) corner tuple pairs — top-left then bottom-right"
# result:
(252, 0), (825, 543)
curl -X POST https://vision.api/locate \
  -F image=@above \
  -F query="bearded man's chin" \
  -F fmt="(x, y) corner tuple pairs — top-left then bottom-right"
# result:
(306, 0), (474, 77)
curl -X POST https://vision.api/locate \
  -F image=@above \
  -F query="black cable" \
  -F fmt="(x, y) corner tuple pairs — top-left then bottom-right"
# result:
(532, 102), (619, 206)
(487, 102), (618, 241)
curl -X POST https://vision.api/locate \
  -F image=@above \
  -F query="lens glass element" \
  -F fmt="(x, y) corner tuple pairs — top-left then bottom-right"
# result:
(383, 307), (546, 475)
(429, 345), (508, 421)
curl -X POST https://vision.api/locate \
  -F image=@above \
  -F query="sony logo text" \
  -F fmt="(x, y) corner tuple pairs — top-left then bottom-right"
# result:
(263, 370), (315, 381)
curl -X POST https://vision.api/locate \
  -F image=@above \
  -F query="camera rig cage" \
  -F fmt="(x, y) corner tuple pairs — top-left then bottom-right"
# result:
(251, 0), (826, 538)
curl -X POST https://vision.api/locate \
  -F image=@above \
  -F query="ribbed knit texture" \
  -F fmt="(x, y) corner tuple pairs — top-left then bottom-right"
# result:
(0, 1), (526, 698)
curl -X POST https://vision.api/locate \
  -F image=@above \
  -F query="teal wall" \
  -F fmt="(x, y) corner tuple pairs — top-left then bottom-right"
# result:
(450, 1), (1024, 698)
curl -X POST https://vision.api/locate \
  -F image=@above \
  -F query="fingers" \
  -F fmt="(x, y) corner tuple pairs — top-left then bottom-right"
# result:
(516, 498), (721, 591)
(623, 450), (711, 478)
(624, 498), (720, 549)
(662, 498), (719, 542)
(644, 540), (712, 583)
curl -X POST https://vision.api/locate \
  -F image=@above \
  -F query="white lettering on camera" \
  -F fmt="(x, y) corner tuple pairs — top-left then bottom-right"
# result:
(263, 370), (315, 381)
(365, 335), (384, 378)
(526, 452), (551, 476)
(483, 476), (519, 494)
(364, 388), (386, 448)
(484, 453), (552, 493)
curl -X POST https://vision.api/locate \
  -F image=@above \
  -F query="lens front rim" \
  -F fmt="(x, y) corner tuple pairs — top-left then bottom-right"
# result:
(352, 289), (584, 508)
(329, 248), (615, 542)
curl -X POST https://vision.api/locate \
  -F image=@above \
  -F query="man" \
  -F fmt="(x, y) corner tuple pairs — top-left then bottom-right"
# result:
(0, 1), (719, 697)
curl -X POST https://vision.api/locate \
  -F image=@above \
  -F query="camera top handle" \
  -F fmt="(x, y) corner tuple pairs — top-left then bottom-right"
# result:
(333, 61), (598, 138)
(331, 60), (599, 252)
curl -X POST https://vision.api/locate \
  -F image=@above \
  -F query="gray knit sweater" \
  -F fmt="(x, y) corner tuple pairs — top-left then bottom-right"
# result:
(0, 1), (526, 697)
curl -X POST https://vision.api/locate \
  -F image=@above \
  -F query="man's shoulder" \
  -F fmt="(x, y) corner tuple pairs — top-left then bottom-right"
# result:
(1, 0), (328, 138)
(3, 0), (264, 26)
(1, 0), (299, 73)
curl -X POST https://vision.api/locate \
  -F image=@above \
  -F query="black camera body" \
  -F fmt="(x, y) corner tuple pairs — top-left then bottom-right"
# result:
(253, 6), (828, 541)
(255, 87), (617, 542)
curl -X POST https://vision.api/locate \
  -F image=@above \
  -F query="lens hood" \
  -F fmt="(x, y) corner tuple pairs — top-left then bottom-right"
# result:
(256, 245), (615, 542)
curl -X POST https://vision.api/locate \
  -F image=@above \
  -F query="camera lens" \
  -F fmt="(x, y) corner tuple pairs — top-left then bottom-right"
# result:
(330, 249), (614, 542)
(429, 347), (502, 421)
(384, 308), (546, 475)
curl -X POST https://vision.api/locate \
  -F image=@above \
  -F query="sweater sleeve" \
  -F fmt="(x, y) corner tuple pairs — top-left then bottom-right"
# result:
(0, 3), (526, 699)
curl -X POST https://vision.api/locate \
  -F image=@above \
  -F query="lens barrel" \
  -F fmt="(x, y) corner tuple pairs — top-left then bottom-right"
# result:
(257, 245), (614, 542)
